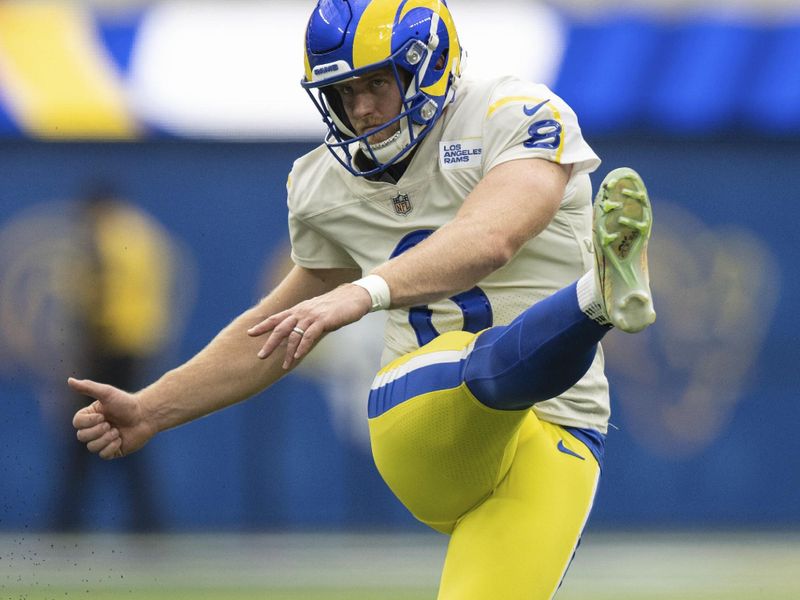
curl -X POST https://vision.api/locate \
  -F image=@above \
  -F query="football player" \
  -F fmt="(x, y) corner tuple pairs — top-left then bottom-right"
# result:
(71, 1), (655, 598)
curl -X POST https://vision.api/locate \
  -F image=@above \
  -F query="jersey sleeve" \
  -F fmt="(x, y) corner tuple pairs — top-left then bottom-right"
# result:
(481, 79), (600, 181)
(286, 171), (360, 270)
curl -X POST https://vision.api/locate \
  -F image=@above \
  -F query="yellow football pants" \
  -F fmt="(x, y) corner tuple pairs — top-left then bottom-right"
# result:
(369, 331), (600, 599)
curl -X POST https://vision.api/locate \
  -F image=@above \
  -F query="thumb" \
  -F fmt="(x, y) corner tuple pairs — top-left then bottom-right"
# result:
(67, 377), (115, 404)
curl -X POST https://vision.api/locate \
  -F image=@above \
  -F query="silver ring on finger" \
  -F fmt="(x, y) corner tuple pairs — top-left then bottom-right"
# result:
(292, 326), (305, 336)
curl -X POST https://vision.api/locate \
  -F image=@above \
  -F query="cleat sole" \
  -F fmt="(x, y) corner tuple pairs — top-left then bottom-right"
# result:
(593, 167), (656, 333)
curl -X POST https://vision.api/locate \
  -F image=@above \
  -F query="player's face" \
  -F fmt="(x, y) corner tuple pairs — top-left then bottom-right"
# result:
(332, 68), (403, 144)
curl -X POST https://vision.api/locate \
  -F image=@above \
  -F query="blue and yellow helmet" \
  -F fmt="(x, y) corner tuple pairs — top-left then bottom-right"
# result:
(302, 0), (463, 177)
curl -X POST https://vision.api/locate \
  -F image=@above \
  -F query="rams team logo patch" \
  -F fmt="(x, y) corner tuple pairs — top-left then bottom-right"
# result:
(392, 193), (413, 215)
(439, 139), (483, 170)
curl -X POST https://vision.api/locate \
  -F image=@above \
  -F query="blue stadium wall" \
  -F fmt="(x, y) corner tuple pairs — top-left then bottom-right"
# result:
(2, 5), (799, 532)
(0, 137), (797, 532)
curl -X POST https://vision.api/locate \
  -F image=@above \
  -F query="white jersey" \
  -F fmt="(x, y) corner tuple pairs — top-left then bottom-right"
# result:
(287, 75), (611, 433)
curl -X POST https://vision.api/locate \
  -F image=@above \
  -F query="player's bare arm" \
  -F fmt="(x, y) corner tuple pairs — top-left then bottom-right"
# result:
(248, 282), (373, 370)
(373, 157), (569, 306)
(250, 157), (568, 369)
(70, 265), (357, 459)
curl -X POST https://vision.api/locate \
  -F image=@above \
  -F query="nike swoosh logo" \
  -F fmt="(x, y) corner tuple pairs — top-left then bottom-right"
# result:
(557, 440), (585, 460)
(523, 99), (549, 117)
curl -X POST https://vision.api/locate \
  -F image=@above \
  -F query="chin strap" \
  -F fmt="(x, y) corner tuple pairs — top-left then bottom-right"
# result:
(359, 119), (423, 165)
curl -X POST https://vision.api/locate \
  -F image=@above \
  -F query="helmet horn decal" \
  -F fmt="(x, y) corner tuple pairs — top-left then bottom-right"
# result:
(352, 0), (401, 69)
(398, 0), (460, 97)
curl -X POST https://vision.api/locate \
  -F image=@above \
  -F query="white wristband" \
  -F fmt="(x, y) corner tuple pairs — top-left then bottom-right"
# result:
(352, 274), (391, 312)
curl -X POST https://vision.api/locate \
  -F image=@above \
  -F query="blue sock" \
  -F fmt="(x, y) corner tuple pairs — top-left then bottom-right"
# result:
(463, 282), (610, 410)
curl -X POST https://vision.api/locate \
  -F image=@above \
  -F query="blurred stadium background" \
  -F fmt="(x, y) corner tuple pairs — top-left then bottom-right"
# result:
(1, 0), (798, 598)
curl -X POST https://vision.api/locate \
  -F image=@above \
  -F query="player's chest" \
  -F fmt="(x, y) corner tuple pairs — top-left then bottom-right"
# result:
(324, 170), (482, 267)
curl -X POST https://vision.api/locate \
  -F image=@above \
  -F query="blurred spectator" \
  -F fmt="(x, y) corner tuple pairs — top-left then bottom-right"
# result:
(56, 183), (176, 531)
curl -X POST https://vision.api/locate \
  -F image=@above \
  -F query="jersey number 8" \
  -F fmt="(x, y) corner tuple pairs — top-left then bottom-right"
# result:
(390, 229), (494, 347)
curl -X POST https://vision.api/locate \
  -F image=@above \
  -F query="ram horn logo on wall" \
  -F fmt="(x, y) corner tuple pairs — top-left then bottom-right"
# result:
(0, 200), (197, 382)
(601, 201), (780, 459)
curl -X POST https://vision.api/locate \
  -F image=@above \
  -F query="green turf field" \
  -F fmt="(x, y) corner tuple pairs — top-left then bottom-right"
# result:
(2, 589), (799, 600)
(0, 589), (434, 600)
(3, 590), (800, 600)
(2, 532), (798, 599)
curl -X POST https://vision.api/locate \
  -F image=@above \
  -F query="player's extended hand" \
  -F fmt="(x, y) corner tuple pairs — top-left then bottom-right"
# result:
(69, 378), (157, 460)
(248, 283), (372, 369)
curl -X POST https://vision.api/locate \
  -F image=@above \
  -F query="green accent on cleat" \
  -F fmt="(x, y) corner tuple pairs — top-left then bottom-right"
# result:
(592, 167), (656, 333)
(598, 229), (619, 246)
(599, 198), (622, 213)
(621, 188), (647, 201)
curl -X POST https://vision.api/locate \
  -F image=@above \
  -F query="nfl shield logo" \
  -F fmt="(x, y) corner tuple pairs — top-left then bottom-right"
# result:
(392, 193), (413, 215)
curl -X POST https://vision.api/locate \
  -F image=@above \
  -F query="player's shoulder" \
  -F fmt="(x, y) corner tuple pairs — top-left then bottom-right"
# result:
(486, 76), (554, 101)
(451, 75), (568, 126)
(290, 143), (334, 184)
(487, 76), (573, 122)
(287, 144), (345, 217)
(455, 75), (551, 107)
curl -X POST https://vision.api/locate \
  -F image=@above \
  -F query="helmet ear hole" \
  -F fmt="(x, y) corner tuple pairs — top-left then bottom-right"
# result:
(434, 50), (448, 72)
